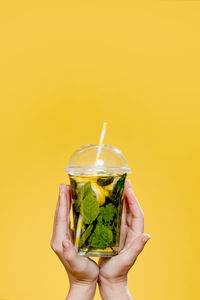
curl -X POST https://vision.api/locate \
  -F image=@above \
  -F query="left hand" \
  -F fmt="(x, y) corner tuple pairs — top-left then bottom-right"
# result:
(51, 184), (99, 300)
(98, 180), (150, 300)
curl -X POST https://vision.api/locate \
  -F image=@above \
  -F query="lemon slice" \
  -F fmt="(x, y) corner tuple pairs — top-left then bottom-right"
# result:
(72, 177), (91, 184)
(91, 183), (106, 206)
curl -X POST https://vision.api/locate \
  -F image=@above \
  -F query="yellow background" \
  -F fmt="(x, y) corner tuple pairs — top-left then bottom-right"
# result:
(0, 1), (200, 299)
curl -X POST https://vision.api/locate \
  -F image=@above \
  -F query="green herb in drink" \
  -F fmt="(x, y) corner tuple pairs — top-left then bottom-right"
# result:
(79, 224), (94, 248)
(70, 178), (78, 199)
(111, 173), (126, 205)
(103, 203), (117, 225)
(75, 181), (94, 212)
(70, 173), (127, 254)
(80, 193), (99, 224)
(97, 176), (114, 186)
(89, 224), (113, 249)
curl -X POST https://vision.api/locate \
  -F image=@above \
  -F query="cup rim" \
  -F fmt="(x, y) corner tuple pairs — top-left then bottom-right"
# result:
(65, 166), (131, 176)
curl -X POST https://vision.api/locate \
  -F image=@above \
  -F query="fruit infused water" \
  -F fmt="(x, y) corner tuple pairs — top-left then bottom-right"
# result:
(66, 143), (131, 257)
(70, 173), (126, 256)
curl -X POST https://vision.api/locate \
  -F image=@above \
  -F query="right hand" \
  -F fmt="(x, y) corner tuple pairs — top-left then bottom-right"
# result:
(51, 184), (99, 300)
(98, 180), (150, 300)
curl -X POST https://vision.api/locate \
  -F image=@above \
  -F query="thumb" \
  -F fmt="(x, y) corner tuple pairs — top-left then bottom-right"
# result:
(124, 233), (151, 265)
(62, 239), (81, 270)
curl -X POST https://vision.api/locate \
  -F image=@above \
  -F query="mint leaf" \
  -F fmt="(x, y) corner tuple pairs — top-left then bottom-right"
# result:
(82, 181), (93, 196)
(90, 224), (113, 249)
(97, 176), (114, 186)
(70, 178), (78, 200)
(79, 224), (94, 248)
(81, 193), (99, 224)
(112, 173), (127, 205)
(103, 203), (116, 225)
(97, 207), (104, 224)
(75, 182), (94, 212)
(96, 203), (116, 226)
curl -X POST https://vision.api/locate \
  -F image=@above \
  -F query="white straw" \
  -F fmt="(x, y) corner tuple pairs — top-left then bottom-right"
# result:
(75, 122), (108, 250)
(95, 122), (107, 164)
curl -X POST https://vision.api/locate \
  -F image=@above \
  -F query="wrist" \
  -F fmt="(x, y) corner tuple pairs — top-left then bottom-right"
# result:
(67, 280), (97, 300)
(98, 275), (132, 300)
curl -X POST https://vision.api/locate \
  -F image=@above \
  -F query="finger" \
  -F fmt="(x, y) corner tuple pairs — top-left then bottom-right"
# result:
(125, 192), (132, 228)
(52, 185), (66, 234)
(66, 186), (74, 242)
(121, 195), (127, 227)
(125, 180), (144, 218)
(62, 239), (88, 272)
(125, 181), (144, 234)
(53, 184), (69, 242)
(120, 233), (151, 267)
(119, 197), (128, 250)
(67, 185), (72, 215)
(66, 186), (72, 231)
(123, 228), (136, 249)
(125, 179), (132, 190)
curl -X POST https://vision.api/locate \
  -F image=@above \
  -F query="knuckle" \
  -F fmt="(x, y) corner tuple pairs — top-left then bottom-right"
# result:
(121, 255), (131, 268)
(134, 245), (142, 255)
(63, 250), (72, 261)
(134, 242), (144, 255)
(50, 240), (62, 254)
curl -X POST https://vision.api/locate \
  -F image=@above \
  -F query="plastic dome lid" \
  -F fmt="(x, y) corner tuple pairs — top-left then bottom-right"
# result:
(66, 144), (131, 176)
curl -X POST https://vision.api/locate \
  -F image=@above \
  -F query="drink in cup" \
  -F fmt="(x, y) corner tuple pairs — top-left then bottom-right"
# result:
(66, 144), (131, 257)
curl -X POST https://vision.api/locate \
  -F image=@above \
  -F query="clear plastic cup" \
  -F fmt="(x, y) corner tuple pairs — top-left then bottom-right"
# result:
(65, 144), (131, 257)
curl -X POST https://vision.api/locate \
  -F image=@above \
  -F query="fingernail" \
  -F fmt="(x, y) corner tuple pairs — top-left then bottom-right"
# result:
(63, 240), (70, 249)
(143, 234), (151, 243)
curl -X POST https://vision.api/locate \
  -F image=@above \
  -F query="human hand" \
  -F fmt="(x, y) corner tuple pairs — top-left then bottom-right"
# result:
(98, 180), (150, 300)
(51, 184), (99, 300)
